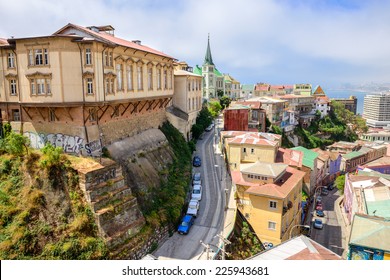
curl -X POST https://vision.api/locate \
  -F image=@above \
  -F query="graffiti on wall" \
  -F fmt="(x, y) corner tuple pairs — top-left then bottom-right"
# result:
(24, 131), (102, 155)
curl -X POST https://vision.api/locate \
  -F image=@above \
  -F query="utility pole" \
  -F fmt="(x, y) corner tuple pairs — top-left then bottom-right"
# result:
(216, 233), (231, 260)
(200, 240), (210, 260)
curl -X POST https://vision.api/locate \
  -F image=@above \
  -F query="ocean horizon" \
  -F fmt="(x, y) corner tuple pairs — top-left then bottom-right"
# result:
(323, 89), (377, 115)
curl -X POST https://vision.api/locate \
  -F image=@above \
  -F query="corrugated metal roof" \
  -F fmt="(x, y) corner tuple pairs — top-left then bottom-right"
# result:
(349, 214), (390, 251)
(248, 235), (342, 260)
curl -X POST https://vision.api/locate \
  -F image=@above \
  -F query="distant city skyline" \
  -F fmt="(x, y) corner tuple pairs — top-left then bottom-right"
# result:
(1, 0), (390, 87)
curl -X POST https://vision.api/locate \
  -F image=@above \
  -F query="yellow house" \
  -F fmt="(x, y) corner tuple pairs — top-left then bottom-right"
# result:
(233, 162), (305, 246)
(166, 66), (202, 140)
(0, 23), (175, 155)
(221, 131), (281, 171)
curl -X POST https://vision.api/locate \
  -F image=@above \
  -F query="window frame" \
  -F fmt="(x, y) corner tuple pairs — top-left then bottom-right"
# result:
(85, 48), (92, 65)
(7, 52), (15, 68)
(268, 221), (276, 231)
(269, 200), (277, 209)
(9, 79), (17, 96)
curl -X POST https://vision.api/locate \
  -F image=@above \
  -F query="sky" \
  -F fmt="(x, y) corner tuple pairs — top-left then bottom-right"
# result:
(1, 0), (390, 88)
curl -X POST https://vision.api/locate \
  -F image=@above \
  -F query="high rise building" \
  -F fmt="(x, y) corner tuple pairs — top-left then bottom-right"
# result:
(363, 92), (390, 128)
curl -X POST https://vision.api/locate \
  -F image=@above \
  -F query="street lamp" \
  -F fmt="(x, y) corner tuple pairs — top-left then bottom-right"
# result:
(289, 224), (310, 239)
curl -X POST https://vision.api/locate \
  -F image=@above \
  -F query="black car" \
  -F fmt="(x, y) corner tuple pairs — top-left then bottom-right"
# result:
(193, 156), (201, 167)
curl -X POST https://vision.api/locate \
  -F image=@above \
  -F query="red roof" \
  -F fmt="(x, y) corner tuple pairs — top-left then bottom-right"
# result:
(0, 38), (9, 46)
(234, 101), (262, 110)
(54, 23), (174, 59)
(232, 167), (305, 199)
(276, 148), (303, 168)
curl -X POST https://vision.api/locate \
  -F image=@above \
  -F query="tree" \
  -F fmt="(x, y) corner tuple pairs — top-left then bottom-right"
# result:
(217, 89), (224, 97)
(191, 124), (203, 140)
(4, 132), (29, 156)
(265, 116), (271, 131)
(208, 101), (222, 118)
(335, 174), (345, 195)
(219, 96), (231, 110)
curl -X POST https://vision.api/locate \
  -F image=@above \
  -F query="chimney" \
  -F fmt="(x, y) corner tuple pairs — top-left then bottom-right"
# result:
(132, 40), (141, 45)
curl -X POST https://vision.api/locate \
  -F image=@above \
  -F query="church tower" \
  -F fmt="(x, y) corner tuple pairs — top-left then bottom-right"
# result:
(202, 34), (216, 100)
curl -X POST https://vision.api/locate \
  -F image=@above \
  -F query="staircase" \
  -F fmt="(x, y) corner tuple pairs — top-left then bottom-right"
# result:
(78, 159), (145, 249)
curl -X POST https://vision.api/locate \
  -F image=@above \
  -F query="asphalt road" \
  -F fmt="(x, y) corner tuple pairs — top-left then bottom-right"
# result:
(310, 188), (344, 256)
(153, 124), (225, 259)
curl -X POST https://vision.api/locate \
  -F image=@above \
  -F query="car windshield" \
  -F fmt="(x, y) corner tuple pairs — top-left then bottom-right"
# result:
(189, 204), (197, 209)
(181, 222), (189, 227)
(193, 189), (201, 194)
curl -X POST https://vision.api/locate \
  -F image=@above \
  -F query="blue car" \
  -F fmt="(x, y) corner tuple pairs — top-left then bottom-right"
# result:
(193, 156), (201, 167)
(178, 215), (194, 235)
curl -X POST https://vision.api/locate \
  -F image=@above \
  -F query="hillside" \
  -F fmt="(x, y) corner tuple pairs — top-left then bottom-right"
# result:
(0, 148), (107, 259)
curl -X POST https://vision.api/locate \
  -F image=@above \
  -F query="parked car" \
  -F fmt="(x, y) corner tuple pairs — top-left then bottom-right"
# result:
(191, 185), (202, 201)
(193, 156), (201, 167)
(313, 219), (323, 229)
(316, 209), (325, 217)
(205, 124), (214, 131)
(316, 203), (323, 211)
(186, 199), (200, 217)
(321, 187), (329, 196)
(316, 196), (322, 203)
(328, 183), (335, 191)
(193, 172), (201, 185)
(177, 215), (194, 235)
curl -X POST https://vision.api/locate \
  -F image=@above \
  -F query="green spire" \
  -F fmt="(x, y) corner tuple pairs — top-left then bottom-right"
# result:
(204, 33), (214, 66)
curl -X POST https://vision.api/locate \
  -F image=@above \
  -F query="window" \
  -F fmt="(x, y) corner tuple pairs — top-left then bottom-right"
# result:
(12, 109), (20, 121)
(112, 105), (119, 117)
(251, 148), (255, 154)
(137, 65), (143, 90)
(243, 148), (247, 153)
(268, 221), (276, 230)
(127, 65), (133, 91)
(88, 108), (97, 122)
(9, 79), (17, 96)
(269, 201), (277, 209)
(105, 76), (115, 94)
(28, 48), (49, 66)
(86, 78), (93, 95)
(164, 70), (167, 89)
(105, 51), (113, 67)
(29, 78), (51, 96)
(85, 48), (92, 65)
(49, 109), (56, 122)
(116, 64), (123, 90)
(7, 52), (15, 68)
(157, 68), (161, 89)
(148, 67), (153, 90)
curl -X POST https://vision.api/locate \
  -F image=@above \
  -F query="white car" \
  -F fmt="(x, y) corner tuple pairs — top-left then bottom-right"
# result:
(191, 185), (202, 201)
(193, 172), (201, 185)
(186, 199), (200, 217)
(205, 124), (213, 131)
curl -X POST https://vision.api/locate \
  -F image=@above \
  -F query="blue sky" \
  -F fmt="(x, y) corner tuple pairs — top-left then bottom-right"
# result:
(1, 0), (390, 88)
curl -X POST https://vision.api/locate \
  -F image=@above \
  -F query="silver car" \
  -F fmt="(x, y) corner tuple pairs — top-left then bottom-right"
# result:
(186, 199), (200, 217)
(191, 185), (202, 201)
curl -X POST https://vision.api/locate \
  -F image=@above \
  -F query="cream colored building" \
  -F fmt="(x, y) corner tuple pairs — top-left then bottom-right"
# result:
(166, 67), (202, 140)
(221, 131), (282, 171)
(0, 23), (175, 155)
(233, 163), (305, 245)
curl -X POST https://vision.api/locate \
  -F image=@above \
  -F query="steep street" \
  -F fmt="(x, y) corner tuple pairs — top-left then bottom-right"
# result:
(153, 122), (226, 259)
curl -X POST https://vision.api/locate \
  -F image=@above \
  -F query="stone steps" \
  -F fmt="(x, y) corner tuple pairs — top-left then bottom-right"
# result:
(88, 176), (126, 202)
(91, 186), (133, 212)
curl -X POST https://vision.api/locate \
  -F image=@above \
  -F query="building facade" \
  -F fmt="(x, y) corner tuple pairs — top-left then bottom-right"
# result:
(166, 67), (202, 140)
(363, 92), (390, 128)
(0, 23), (175, 155)
(233, 164), (305, 246)
(331, 96), (357, 115)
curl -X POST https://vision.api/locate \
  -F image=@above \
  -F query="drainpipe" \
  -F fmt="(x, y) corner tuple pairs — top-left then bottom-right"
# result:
(77, 43), (90, 151)
(12, 49), (23, 133)
(101, 46), (107, 103)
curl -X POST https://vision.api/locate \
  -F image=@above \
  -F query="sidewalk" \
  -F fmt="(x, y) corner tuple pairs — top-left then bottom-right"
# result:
(334, 195), (351, 259)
